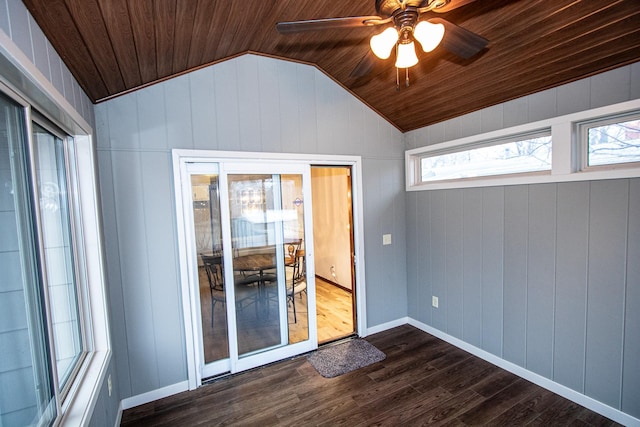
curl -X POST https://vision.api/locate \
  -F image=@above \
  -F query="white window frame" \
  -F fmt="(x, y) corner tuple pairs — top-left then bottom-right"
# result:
(578, 111), (640, 171)
(416, 129), (553, 183)
(406, 99), (640, 191)
(1, 36), (111, 427)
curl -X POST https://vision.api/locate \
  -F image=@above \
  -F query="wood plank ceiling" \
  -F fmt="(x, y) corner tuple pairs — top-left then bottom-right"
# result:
(22, 0), (640, 132)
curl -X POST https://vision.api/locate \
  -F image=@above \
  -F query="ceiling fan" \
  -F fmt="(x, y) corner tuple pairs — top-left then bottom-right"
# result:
(276, 0), (488, 85)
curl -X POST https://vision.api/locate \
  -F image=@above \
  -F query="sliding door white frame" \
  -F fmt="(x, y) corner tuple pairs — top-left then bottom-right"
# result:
(172, 149), (367, 390)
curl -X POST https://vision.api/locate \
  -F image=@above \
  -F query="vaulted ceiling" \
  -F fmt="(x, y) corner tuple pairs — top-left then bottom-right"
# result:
(22, 0), (640, 132)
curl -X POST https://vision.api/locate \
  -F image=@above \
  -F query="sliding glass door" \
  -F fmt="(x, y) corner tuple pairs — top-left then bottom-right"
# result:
(182, 161), (316, 379)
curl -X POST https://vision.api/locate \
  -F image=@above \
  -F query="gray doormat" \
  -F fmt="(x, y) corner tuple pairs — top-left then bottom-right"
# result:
(307, 339), (386, 378)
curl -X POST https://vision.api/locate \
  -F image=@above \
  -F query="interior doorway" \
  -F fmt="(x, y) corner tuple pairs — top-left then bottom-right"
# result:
(311, 166), (356, 344)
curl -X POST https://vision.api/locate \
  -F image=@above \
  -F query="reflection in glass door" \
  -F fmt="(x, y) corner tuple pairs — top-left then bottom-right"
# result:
(227, 174), (309, 358)
(190, 173), (228, 366)
(185, 162), (315, 380)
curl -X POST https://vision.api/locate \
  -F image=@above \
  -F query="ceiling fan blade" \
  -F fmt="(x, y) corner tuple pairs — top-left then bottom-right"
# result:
(429, 17), (488, 59)
(276, 16), (387, 34)
(429, 0), (479, 13)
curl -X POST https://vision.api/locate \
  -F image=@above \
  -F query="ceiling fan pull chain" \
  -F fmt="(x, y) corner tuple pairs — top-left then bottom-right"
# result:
(396, 67), (400, 91)
(406, 68), (410, 87)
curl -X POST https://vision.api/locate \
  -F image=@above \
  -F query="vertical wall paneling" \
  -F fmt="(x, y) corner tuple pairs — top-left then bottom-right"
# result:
(556, 78), (591, 116)
(189, 67), (217, 151)
(445, 190), (464, 339)
(623, 178), (640, 417)
(96, 149), (131, 398)
(503, 97), (528, 128)
(405, 62), (640, 421)
(107, 95), (140, 150)
(164, 76), (194, 150)
(236, 55), (261, 153)
(631, 62), (640, 99)
(553, 181), (589, 392)
(417, 191), (432, 325)
(140, 151), (185, 385)
(296, 64), (318, 154)
(406, 193), (419, 318)
(0, 0), (9, 36)
(278, 60), (301, 154)
(525, 184), (556, 378)
(29, 16), (49, 82)
(363, 158), (408, 326)
(137, 84), (168, 151)
(390, 159), (408, 320)
(47, 41), (64, 98)
(585, 180), (628, 408)
(590, 67), (631, 109)
(460, 110), (482, 141)
(527, 89), (557, 123)
(96, 54), (406, 399)
(462, 188), (483, 347)
(480, 104), (504, 133)
(6, 0), (31, 62)
(430, 190), (447, 330)
(257, 57), (282, 153)
(481, 187), (504, 357)
(111, 150), (159, 394)
(214, 60), (241, 151)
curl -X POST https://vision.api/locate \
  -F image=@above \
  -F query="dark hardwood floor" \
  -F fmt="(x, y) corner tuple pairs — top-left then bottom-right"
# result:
(121, 325), (621, 426)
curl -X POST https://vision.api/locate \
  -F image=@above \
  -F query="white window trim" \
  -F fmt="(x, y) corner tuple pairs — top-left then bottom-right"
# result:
(1, 31), (111, 427)
(406, 99), (640, 191)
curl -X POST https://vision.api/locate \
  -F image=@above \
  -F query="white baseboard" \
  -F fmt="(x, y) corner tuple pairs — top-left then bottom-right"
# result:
(115, 320), (639, 427)
(120, 380), (189, 410)
(407, 318), (640, 427)
(366, 317), (410, 336)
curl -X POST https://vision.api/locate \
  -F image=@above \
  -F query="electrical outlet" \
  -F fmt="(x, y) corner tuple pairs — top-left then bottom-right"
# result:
(432, 296), (439, 308)
(383, 234), (392, 245)
(108, 374), (112, 397)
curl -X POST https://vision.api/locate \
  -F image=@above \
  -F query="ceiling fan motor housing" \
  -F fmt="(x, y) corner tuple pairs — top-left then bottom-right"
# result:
(376, 0), (450, 16)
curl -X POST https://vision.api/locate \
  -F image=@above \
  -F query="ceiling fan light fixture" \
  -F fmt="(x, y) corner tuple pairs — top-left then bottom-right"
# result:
(413, 20), (445, 52)
(370, 27), (399, 59)
(395, 40), (419, 68)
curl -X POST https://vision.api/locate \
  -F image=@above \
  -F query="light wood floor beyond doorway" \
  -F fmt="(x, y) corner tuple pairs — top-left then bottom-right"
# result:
(121, 325), (620, 426)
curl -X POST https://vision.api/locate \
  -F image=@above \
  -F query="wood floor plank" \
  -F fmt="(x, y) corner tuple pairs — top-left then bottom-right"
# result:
(121, 325), (622, 426)
(456, 378), (540, 425)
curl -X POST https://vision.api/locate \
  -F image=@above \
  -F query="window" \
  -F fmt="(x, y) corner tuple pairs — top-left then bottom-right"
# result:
(32, 122), (86, 393)
(1, 92), (90, 425)
(406, 99), (640, 191)
(580, 112), (640, 168)
(419, 131), (552, 183)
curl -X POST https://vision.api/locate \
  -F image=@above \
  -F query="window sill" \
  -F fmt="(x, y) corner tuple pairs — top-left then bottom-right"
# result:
(60, 350), (111, 426)
(407, 167), (640, 191)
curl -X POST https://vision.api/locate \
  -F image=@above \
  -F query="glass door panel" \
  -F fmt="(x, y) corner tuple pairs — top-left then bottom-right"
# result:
(182, 161), (316, 381)
(227, 173), (309, 357)
(190, 173), (229, 366)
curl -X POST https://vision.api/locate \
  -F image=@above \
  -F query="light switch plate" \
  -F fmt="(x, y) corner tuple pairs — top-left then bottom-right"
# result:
(432, 296), (439, 308)
(383, 234), (392, 245)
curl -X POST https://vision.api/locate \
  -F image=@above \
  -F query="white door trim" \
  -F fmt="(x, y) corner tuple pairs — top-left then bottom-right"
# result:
(172, 149), (367, 390)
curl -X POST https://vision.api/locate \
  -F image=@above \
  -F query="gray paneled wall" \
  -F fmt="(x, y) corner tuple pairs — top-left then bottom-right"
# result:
(407, 181), (639, 416)
(0, 0), (94, 129)
(94, 54), (406, 399)
(405, 62), (640, 418)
